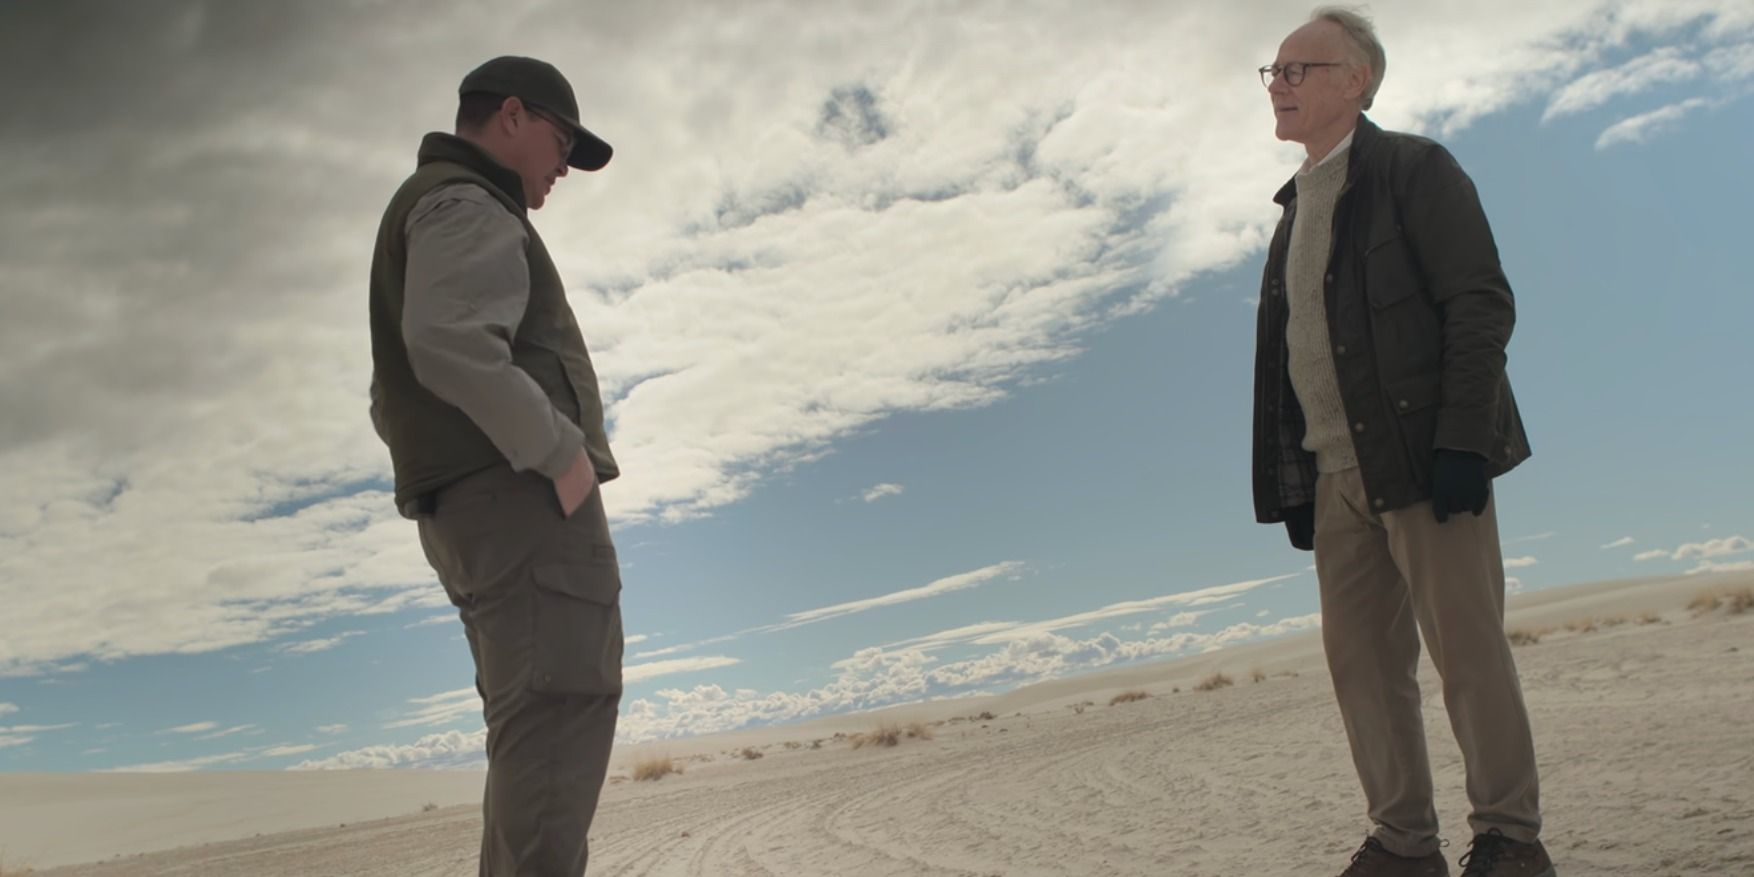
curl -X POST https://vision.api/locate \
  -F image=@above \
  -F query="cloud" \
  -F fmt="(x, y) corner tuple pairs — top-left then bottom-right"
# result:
(1687, 559), (1754, 575)
(382, 688), (482, 731)
(1506, 577), (1525, 595)
(1671, 535), (1753, 560)
(860, 483), (905, 503)
(1543, 47), (1702, 120)
(0, 736), (33, 750)
(1506, 531), (1558, 545)
(316, 724), (349, 734)
(161, 721), (219, 735)
(277, 631), (366, 655)
(625, 656), (742, 683)
(3, 0), (1751, 683)
(1601, 536), (1635, 549)
(195, 724), (257, 741)
(0, 703), (16, 717)
(1503, 556), (1539, 569)
(403, 613), (457, 629)
(625, 634), (650, 645)
(969, 574), (1297, 644)
(774, 561), (1026, 628)
(1636, 535), (1753, 564)
(260, 744), (319, 758)
(290, 729), (487, 771)
(1148, 611), (1208, 633)
(1596, 96), (1720, 149)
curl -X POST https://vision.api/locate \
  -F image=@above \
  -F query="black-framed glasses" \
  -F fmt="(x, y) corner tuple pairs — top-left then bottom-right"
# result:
(1258, 61), (1344, 87)
(523, 103), (576, 156)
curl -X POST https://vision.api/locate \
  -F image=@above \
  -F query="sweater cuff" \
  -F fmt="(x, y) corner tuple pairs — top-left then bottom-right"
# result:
(534, 418), (587, 481)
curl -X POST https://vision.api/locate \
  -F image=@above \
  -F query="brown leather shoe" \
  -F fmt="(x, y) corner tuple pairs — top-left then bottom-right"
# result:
(1337, 836), (1450, 876)
(1458, 829), (1556, 876)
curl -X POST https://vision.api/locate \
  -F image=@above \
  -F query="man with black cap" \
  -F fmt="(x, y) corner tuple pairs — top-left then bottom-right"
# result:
(367, 55), (623, 875)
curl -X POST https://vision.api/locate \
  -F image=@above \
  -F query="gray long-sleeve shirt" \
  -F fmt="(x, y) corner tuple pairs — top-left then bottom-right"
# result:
(370, 183), (583, 481)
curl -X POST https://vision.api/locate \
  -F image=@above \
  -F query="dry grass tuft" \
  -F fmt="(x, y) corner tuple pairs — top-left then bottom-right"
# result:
(973, 711), (996, 721)
(1689, 593), (1721, 615)
(632, 754), (682, 782)
(1506, 628), (1543, 646)
(1727, 588), (1754, 615)
(421, 802), (439, 813)
(1250, 668), (1267, 684)
(1638, 610), (1663, 625)
(739, 747), (764, 760)
(1109, 690), (1149, 706)
(1195, 672), (1233, 692)
(906, 722), (934, 741)
(1564, 618), (1598, 634)
(851, 722), (934, 749)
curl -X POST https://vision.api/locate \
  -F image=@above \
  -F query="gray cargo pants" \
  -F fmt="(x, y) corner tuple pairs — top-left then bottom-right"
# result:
(417, 462), (624, 876)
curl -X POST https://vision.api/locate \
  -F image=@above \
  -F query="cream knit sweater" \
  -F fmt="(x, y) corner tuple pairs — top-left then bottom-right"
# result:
(1285, 146), (1359, 473)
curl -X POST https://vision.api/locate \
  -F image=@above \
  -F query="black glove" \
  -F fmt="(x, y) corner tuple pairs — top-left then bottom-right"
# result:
(1282, 502), (1315, 551)
(1431, 449), (1490, 523)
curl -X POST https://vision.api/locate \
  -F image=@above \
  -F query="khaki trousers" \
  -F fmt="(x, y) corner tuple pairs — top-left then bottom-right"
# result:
(1315, 467), (1541, 857)
(418, 463), (624, 876)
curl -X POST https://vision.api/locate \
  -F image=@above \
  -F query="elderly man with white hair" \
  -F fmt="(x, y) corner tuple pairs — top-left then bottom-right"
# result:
(1250, 7), (1556, 877)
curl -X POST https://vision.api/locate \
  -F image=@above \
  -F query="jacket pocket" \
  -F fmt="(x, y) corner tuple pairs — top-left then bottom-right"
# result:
(528, 556), (623, 696)
(1363, 229), (1417, 309)
(1386, 373), (1441, 486)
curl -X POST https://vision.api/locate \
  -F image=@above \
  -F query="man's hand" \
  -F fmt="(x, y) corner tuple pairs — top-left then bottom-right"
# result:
(1431, 449), (1489, 523)
(553, 448), (597, 518)
(1283, 503), (1315, 552)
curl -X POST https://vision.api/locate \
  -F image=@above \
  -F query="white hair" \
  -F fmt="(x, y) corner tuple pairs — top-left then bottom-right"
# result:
(1311, 6), (1386, 111)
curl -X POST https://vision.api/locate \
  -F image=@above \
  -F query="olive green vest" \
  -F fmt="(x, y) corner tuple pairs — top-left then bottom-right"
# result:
(369, 133), (618, 510)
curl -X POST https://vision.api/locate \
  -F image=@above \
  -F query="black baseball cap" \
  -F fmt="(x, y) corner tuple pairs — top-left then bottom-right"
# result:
(459, 55), (613, 171)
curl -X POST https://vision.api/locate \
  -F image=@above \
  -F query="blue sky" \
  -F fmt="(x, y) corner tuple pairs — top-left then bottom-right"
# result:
(1, 0), (1751, 772)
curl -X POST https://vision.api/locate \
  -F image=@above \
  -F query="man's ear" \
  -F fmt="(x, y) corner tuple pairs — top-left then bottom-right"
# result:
(1348, 65), (1372, 103)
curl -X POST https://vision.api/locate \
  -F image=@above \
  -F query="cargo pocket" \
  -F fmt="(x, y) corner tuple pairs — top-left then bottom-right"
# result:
(528, 553), (624, 697)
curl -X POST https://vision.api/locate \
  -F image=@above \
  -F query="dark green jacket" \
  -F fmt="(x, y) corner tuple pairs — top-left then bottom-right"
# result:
(370, 133), (618, 513)
(1252, 116), (1531, 523)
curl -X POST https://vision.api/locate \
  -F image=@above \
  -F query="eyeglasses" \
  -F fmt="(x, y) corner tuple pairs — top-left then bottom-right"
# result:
(1258, 61), (1345, 87)
(523, 103), (576, 156)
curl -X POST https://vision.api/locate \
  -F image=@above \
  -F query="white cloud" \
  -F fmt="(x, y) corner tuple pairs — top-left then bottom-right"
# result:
(775, 561), (1026, 628)
(1636, 535), (1753, 564)
(1148, 611), (1207, 633)
(1507, 577), (1525, 595)
(260, 744), (319, 758)
(1601, 536), (1635, 549)
(860, 483), (905, 503)
(1687, 559), (1754, 575)
(1671, 535), (1753, 560)
(1503, 556), (1539, 569)
(1596, 96), (1720, 149)
(403, 613), (457, 629)
(291, 729), (487, 771)
(3, 0), (1750, 684)
(195, 724), (257, 741)
(277, 631), (366, 655)
(1506, 531), (1558, 545)
(161, 721), (218, 735)
(1543, 47), (1702, 120)
(0, 735), (33, 750)
(625, 634), (650, 645)
(382, 688), (482, 731)
(316, 724), (349, 735)
(969, 574), (1296, 644)
(626, 656), (742, 683)
(0, 703), (16, 717)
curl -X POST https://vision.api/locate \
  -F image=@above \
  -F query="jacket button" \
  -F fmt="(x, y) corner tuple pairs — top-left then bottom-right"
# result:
(1353, 422), (1366, 433)
(1373, 498), (1385, 509)
(1398, 400), (1409, 409)
(1335, 345), (1347, 355)
(1325, 273), (1335, 284)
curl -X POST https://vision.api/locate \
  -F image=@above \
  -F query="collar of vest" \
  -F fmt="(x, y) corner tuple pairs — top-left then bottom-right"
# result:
(416, 132), (528, 213)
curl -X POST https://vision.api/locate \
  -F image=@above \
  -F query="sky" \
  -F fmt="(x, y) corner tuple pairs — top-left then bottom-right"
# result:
(1, 0), (1751, 773)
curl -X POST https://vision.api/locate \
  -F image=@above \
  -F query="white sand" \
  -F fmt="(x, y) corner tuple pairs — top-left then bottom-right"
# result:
(8, 571), (1751, 876)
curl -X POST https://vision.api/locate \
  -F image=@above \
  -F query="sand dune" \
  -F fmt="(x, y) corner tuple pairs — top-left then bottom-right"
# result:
(8, 572), (1751, 876)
